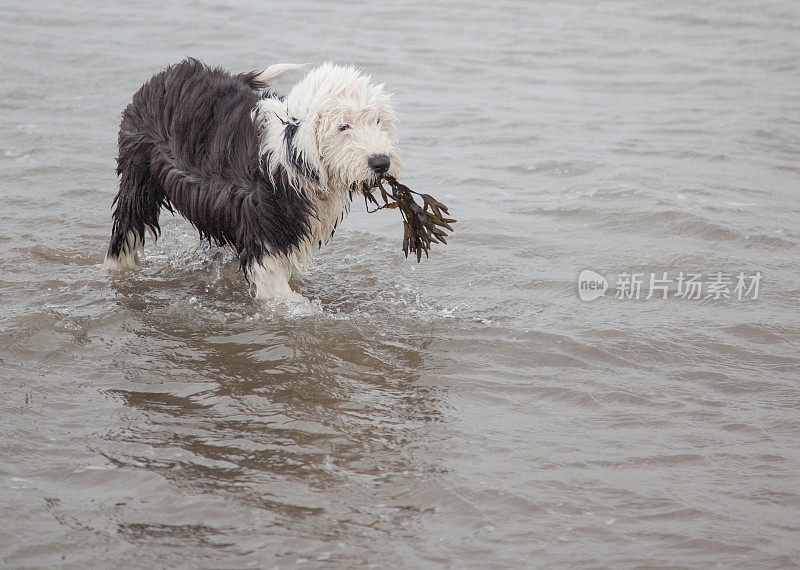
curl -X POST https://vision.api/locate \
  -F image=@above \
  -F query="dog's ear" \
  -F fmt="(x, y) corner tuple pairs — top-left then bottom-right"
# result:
(249, 63), (307, 89)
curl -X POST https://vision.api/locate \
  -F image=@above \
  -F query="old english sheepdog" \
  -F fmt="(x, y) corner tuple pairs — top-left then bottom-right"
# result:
(104, 58), (400, 300)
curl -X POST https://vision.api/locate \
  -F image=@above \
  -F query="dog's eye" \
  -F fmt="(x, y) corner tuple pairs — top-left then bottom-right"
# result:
(376, 118), (381, 125)
(338, 123), (351, 132)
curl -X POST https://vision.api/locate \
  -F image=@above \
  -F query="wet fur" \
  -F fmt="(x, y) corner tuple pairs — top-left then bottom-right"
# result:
(106, 59), (313, 276)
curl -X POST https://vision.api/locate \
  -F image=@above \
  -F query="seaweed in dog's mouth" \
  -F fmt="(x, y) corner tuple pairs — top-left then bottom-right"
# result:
(361, 176), (456, 262)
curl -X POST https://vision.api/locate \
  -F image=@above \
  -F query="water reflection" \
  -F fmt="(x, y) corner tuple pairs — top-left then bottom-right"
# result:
(99, 277), (446, 549)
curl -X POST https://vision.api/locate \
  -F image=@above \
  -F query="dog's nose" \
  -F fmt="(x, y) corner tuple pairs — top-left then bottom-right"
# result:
(368, 154), (391, 175)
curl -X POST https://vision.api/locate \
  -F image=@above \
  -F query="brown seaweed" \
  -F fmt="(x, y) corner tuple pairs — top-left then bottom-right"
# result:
(363, 175), (456, 262)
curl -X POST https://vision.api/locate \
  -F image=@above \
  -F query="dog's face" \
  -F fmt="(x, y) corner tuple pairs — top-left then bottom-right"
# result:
(282, 64), (401, 194)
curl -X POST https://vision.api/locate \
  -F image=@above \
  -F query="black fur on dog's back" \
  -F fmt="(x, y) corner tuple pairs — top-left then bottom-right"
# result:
(107, 58), (313, 274)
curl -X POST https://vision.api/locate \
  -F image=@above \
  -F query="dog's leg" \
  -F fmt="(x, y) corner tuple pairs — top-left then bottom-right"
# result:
(104, 137), (164, 270)
(248, 255), (306, 303)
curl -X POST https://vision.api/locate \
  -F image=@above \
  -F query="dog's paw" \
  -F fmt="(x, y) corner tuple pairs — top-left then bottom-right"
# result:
(255, 291), (321, 317)
(103, 253), (141, 270)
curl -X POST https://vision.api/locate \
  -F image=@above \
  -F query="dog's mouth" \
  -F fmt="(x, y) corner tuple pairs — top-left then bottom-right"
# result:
(352, 180), (382, 197)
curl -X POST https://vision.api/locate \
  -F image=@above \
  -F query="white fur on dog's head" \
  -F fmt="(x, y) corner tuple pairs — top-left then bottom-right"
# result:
(258, 63), (400, 197)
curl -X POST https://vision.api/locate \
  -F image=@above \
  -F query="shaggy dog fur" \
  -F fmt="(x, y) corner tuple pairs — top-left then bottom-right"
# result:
(104, 58), (400, 300)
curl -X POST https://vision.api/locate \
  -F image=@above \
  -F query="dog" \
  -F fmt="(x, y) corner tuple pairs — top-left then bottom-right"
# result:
(104, 58), (401, 301)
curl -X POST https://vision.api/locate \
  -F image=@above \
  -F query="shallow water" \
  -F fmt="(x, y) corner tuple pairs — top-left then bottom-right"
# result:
(2, 0), (800, 567)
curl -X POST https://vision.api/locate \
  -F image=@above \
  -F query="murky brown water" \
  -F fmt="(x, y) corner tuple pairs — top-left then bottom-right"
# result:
(2, 0), (799, 567)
